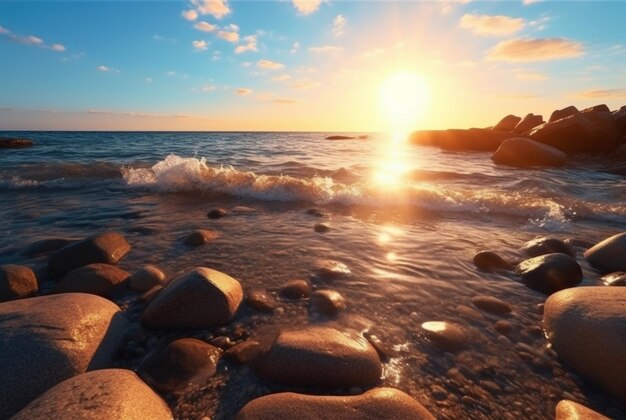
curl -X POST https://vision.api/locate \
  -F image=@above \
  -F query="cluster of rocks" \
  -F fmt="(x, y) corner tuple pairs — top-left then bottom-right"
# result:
(410, 104), (626, 168)
(325, 134), (369, 140)
(0, 137), (34, 148)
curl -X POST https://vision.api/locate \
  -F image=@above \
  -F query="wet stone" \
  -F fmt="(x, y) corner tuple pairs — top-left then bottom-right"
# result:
(184, 229), (219, 246)
(311, 260), (352, 280)
(309, 289), (346, 316)
(455, 304), (485, 321)
(0, 265), (38, 302)
(48, 231), (131, 274)
(421, 321), (468, 351)
(313, 223), (330, 233)
(140, 285), (163, 303)
(517, 253), (583, 295)
(210, 336), (233, 349)
(129, 265), (166, 292)
(472, 251), (512, 272)
(471, 295), (512, 315)
(56, 263), (131, 298)
(521, 237), (575, 258)
(555, 400), (610, 420)
(224, 340), (263, 364)
(247, 289), (279, 313)
(207, 208), (227, 219)
(306, 208), (325, 217)
(280, 279), (312, 299)
(494, 320), (513, 335)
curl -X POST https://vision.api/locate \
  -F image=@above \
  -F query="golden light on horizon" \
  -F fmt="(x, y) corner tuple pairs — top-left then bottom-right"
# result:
(379, 71), (430, 134)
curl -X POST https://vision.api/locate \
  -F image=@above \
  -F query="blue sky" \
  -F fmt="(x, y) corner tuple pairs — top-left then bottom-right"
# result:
(0, 0), (625, 131)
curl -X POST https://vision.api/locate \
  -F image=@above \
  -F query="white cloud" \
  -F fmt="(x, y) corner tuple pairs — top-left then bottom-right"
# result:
(523, 0), (541, 4)
(257, 59), (284, 70)
(333, 15), (346, 36)
(145, 77), (153, 83)
(51, 43), (65, 52)
(309, 45), (342, 53)
(212, 50), (222, 60)
(487, 38), (584, 62)
(194, 21), (216, 32)
(235, 88), (252, 95)
(217, 24), (239, 43)
(459, 13), (525, 36)
(192, 40), (208, 51)
(97, 65), (115, 72)
(576, 89), (626, 99)
(201, 84), (217, 92)
(190, 0), (231, 19)
(240, 61), (251, 67)
(292, 0), (323, 15)
(272, 98), (297, 105)
(235, 35), (257, 54)
(166, 71), (176, 77)
(22, 35), (43, 45)
(290, 42), (300, 54)
(271, 74), (291, 82)
(181, 9), (198, 21)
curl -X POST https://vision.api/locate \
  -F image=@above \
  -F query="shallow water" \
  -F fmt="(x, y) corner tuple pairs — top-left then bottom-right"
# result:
(1, 131), (625, 419)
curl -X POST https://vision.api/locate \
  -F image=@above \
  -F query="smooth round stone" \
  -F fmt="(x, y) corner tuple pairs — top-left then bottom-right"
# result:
(254, 326), (382, 388)
(494, 320), (513, 335)
(0, 264), (38, 302)
(184, 229), (219, 246)
(472, 251), (512, 272)
(521, 237), (575, 258)
(517, 253), (583, 295)
(314, 223), (330, 233)
(236, 388), (435, 420)
(247, 289), (279, 313)
(280, 279), (312, 299)
(555, 400), (610, 420)
(207, 208), (227, 219)
(138, 338), (221, 392)
(224, 340), (263, 364)
(601, 272), (626, 286)
(455, 304), (485, 321)
(12, 369), (172, 420)
(48, 231), (131, 274)
(310, 289), (346, 316)
(584, 232), (626, 273)
(471, 295), (512, 315)
(311, 260), (352, 280)
(129, 264), (166, 292)
(421, 321), (467, 351)
(56, 263), (131, 298)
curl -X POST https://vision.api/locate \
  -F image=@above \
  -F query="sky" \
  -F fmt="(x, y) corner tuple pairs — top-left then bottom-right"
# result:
(0, 0), (625, 131)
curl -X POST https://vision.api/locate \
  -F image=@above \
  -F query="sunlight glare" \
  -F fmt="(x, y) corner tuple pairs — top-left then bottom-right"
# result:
(379, 71), (430, 133)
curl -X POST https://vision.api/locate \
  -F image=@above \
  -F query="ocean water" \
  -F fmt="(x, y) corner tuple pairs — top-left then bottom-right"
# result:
(1, 131), (625, 419)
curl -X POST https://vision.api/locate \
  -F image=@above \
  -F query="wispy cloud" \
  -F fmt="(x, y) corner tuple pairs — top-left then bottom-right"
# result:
(333, 15), (346, 36)
(192, 40), (208, 51)
(217, 24), (239, 43)
(235, 35), (257, 54)
(523, 0), (542, 5)
(97, 65), (118, 73)
(459, 14), (525, 36)
(189, 0), (231, 19)
(292, 0), (322, 15)
(512, 69), (548, 81)
(235, 88), (252, 95)
(194, 21), (216, 32)
(271, 74), (291, 82)
(487, 38), (584, 62)
(181, 9), (198, 21)
(0, 25), (65, 52)
(201, 84), (217, 92)
(289, 79), (320, 89)
(272, 98), (298, 105)
(309, 45), (342, 53)
(290, 42), (300, 54)
(576, 89), (626, 99)
(51, 44), (65, 52)
(257, 59), (284, 70)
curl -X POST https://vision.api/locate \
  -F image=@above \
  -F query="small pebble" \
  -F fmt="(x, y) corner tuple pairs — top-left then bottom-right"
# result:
(247, 289), (279, 313)
(309, 289), (346, 316)
(280, 279), (312, 299)
(471, 295), (512, 315)
(314, 223), (330, 233)
(207, 208), (227, 219)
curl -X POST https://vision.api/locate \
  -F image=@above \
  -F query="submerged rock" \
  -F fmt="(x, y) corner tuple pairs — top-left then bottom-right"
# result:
(255, 326), (382, 388)
(48, 231), (131, 274)
(471, 295), (512, 315)
(0, 138), (34, 148)
(12, 369), (172, 420)
(472, 251), (512, 272)
(207, 208), (227, 219)
(0, 264), (38, 302)
(236, 388), (435, 420)
(0, 293), (128, 418)
(56, 263), (130, 298)
(326, 135), (356, 140)
(493, 114), (521, 131)
(521, 237), (575, 258)
(421, 321), (467, 351)
(310, 289), (346, 316)
(517, 253), (582, 295)
(20, 238), (77, 257)
(544, 287), (626, 403)
(314, 223), (331, 233)
(311, 260), (352, 280)
(141, 267), (243, 329)
(247, 289), (279, 313)
(280, 279), (312, 299)
(306, 208), (326, 217)
(555, 400), (610, 420)
(129, 264), (166, 292)
(584, 232), (626, 273)
(491, 137), (567, 167)
(184, 228), (219, 246)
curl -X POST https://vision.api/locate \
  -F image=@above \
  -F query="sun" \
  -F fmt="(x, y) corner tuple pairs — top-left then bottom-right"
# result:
(379, 71), (430, 134)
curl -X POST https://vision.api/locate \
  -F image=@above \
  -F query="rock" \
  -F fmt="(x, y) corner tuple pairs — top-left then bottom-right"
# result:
(529, 113), (617, 154)
(584, 232), (626, 273)
(224, 340), (263, 364)
(247, 289), (279, 313)
(12, 369), (172, 420)
(280, 279), (312, 299)
(231, 205), (256, 214)
(184, 228), (219, 246)
(601, 272), (626, 286)
(310, 289), (346, 316)
(472, 251), (512, 272)
(255, 326), (382, 388)
(409, 128), (513, 152)
(421, 321), (467, 351)
(129, 264), (166, 292)
(326, 135), (356, 140)
(306, 208), (325, 217)
(236, 388), (435, 420)
(583, 104), (611, 114)
(0, 265), (38, 301)
(514, 113), (544, 134)
(138, 338), (221, 392)
(544, 287), (626, 403)
(494, 320), (513, 335)
(48, 231), (131, 274)
(555, 400), (610, 420)
(492, 137), (567, 167)
(0, 293), (128, 418)
(56, 263), (131, 298)
(564, 238), (595, 249)
(358, 135), (369, 140)
(311, 260), (352, 280)
(517, 253), (582, 295)
(0, 138), (34, 148)
(314, 223), (330, 233)
(521, 237), (576, 258)
(549, 105), (579, 123)
(141, 267), (243, 329)
(20, 238), (77, 256)
(210, 335), (233, 349)
(493, 114), (521, 131)
(471, 295), (512, 314)
(455, 304), (485, 321)
(207, 208), (227, 219)
(140, 285), (163, 303)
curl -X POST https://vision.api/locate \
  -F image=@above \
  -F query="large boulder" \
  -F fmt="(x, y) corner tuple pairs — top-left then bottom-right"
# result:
(56, 263), (130, 298)
(529, 113), (617, 154)
(544, 287), (626, 403)
(516, 253), (582, 295)
(48, 231), (131, 274)
(584, 232), (626, 273)
(492, 137), (567, 167)
(555, 400), (610, 420)
(12, 369), (172, 420)
(514, 113), (544, 134)
(141, 267), (243, 329)
(549, 105), (579, 123)
(0, 264), (38, 302)
(0, 293), (128, 418)
(254, 326), (382, 388)
(236, 388), (435, 420)
(493, 114), (521, 131)
(409, 128), (513, 152)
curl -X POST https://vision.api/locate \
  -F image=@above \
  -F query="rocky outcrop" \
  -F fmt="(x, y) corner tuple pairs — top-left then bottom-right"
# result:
(56, 263), (130, 298)
(0, 138), (34, 148)
(12, 369), (172, 420)
(544, 287), (626, 403)
(517, 253), (582, 295)
(0, 264), (38, 302)
(492, 138), (567, 167)
(409, 128), (514, 152)
(584, 232), (626, 273)
(236, 388), (435, 420)
(529, 113), (617, 154)
(514, 113), (544, 134)
(48, 231), (131, 274)
(0, 293), (128, 418)
(493, 115), (521, 131)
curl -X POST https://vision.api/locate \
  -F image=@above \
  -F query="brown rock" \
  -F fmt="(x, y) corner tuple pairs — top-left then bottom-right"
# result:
(564, 238), (595, 249)
(280, 279), (312, 299)
(138, 338), (221, 392)
(521, 237), (575, 258)
(140, 285), (163, 303)
(129, 264), (166, 292)
(517, 253), (582, 295)
(314, 223), (330, 233)
(56, 263), (130, 298)
(555, 400), (610, 420)
(20, 238), (77, 257)
(141, 267), (243, 329)
(544, 287), (626, 404)
(236, 388), (435, 420)
(409, 128), (513, 152)
(207, 208), (227, 219)
(0, 265), (37, 301)
(0, 138), (34, 148)
(584, 232), (626, 273)
(601, 272), (626, 286)
(0, 293), (128, 418)
(306, 208), (326, 217)
(471, 295), (512, 315)
(184, 229), (219, 246)
(494, 320), (513, 335)
(231, 205), (256, 214)
(472, 251), (512, 272)
(312, 260), (351, 280)
(255, 326), (382, 388)
(549, 105), (580, 123)
(12, 369), (172, 420)
(326, 135), (356, 140)
(529, 113), (616, 154)
(514, 113), (544, 134)
(247, 289), (279, 313)
(48, 231), (131, 274)
(582, 104), (611, 114)
(224, 340), (263, 364)
(310, 289), (346, 316)
(492, 137), (567, 167)
(421, 321), (467, 351)
(493, 114), (521, 131)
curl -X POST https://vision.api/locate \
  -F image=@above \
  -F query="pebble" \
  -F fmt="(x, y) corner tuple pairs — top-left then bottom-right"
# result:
(129, 265), (166, 292)
(183, 229), (219, 246)
(311, 260), (352, 280)
(310, 289), (346, 316)
(421, 321), (467, 351)
(280, 279), (312, 299)
(472, 251), (512, 272)
(494, 320), (513, 335)
(314, 223), (330, 233)
(247, 289), (279, 313)
(207, 208), (227, 219)
(471, 295), (512, 315)
(223, 340), (263, 364)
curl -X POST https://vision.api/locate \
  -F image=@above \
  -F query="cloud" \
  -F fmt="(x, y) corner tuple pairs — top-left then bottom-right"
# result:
(240, 61), (251, 67)
(576, 89), (626, 99)
(495, 94), (539, 99)
(190, 0), (231, 19)
(289, 79), (320, 89)
(97, 65), (117, 73)
(459, 14), (525, 36)
(292, 0), (322, 15)
(194, 21), (216, 32)
(333, 15), (346, 36)
(272, 98), (297, 104)
(0, 26), (8, 34)
(21, 35), (43, 45)
(271, 74), (291, 82)
(145, 78), (153, 83)
(192, 40), (208, 51)
(487, 38), (584, 62)
(0, 25), (65, 52)
(181, 9), (198, 21)
(235, 88), (252, 95)
(523, 0), (541, 4)
(51, 44), (66, 52)
(201, 84), (217, 92)
(257, 59), (284, 70)
(512, 69), (547, 81)
(309, 45), (342, 53)
(290, 42), (300, 54)
(212, 50), (222, 60)
(235, 35), (257, 54)
(217, 24), (239, 43)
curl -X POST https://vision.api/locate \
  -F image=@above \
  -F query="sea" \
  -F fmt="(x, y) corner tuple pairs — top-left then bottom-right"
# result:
(1, 131), (625, 419)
